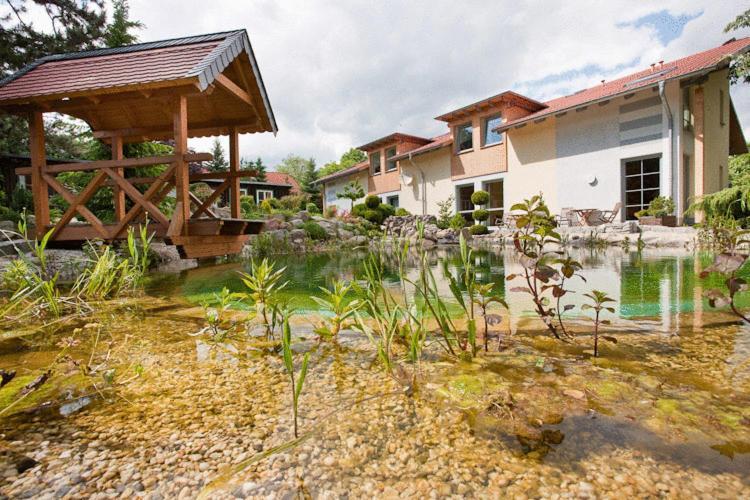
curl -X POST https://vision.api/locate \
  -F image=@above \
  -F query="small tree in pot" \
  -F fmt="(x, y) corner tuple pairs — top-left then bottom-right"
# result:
(635, 196), (676, 227)
(470, 190), (490, 235)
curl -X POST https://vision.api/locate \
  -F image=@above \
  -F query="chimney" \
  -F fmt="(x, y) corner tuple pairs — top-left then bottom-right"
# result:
(650, 63), (656, 72)
(601, 80), (606, 85)
(659, 60), (664, 69)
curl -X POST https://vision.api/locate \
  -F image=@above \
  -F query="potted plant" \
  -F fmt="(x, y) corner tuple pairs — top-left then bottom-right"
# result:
(635, 196), (676, 227)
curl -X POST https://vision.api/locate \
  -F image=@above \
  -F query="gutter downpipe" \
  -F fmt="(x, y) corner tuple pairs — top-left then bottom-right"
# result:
(407, 152), (427, 215)
(658, 80), (675, 219)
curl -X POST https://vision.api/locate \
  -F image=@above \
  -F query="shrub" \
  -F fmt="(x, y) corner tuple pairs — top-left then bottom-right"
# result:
(352, 203), (367, 218)
(302, 221), (328, 240)
(260, 199), (274, 213)
(449, 213), (467, 230)
(364, 209), (384, 224)
(471, 190), (489, 206)
(473, 208), (489, 222)
(378, 203), (395, 218)
(306, 202), (319, 214)
(636, 196), (675, 218)
(324, 205), (338, 218)
(470, 224), (489, 235)
(395, 208), (410, 216)
(0, 205), (21, 223)
(278, 194), (309, 211)
(365, 195), (381, 209)
(436, 196), (454, 229)
(268, 197), (281, 209)
(189, 182), (213, 202)
(10, 186), (33, 213)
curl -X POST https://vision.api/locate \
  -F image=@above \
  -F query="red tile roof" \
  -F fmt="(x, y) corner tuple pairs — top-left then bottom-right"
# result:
(316, 160), (369, 183)
(390, 132), (452, 161)
(358, 133), (431, 152)
(265, 171), (300, 192)
(435, 91), (546, 122)
(498, 37), (750, 131)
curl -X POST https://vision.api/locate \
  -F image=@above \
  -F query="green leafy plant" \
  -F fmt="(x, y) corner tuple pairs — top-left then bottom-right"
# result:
(238, 258), (288, 339)
(302, 221), (328, 241)
(199, 287), (243, 342)
(395, 208), (410, 216)
(436, 196), (455, 229)
(306, 202), (319, 214)
(365, 195), (381, 209)
(473, 283), (508, 352)
(635, 196), (674, 218)
(470, 190), (490, 206)
(336, 181), (365, 211)
(581, 290), (616, 357)
(470, 224), (489, 235)
(281, 314), (310, 438)
(700, 227), (750, 323)
(312, 280), (360, 339)
(449, 213), (467, 231)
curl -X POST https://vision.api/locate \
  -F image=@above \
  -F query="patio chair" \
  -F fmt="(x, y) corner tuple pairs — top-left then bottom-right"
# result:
(583, 209), (606, 226)
(600, 202), (622, 223)
(556, 207), (578, 227)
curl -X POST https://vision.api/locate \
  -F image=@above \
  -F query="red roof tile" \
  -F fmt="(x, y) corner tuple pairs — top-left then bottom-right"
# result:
(265, 171), (300, 192)
(358, 132), (431, 152)
(499, 37), (750, 131)
(390, 132), (452, 161)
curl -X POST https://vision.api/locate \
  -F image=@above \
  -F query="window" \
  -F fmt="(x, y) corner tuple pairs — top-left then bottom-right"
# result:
(457, 184), (474, 222)
(483, 180), (504, 225)
(682, 88), (693, 130)
(240, 188), (249, 196)
(455, 123), (473, 152)
(482, 114), (503, 146)
(370, 151), (381, 175)
(256, 189), (274, 204)
(623, 156), (660, 220)
(385, 147), (398, 172)
(386, 195), (399, 208)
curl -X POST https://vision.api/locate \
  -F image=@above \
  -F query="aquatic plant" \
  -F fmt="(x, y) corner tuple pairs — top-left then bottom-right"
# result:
(74, 244), (134, 300)
(312, 279), (360, 340)
(581, 290), (616, 357)
(506, 195), (586, 340)
(238, 258), (288, 339)
(445, 234), (478, 356)
(473, 283), (508, 352)
(199, 287), (243, 342)
(126, 223), (153, 283)
(281, 315), (310, 438)
(700, 228), (750, 323)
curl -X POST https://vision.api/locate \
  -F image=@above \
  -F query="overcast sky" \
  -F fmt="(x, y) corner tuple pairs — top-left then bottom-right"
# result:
(11, 1), (750, 168)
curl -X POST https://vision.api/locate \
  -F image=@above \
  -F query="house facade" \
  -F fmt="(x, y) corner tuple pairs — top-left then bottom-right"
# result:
(318, 38), (750, 224)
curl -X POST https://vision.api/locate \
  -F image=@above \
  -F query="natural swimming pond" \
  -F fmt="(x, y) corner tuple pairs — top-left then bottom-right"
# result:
(1, 246), (749, 497)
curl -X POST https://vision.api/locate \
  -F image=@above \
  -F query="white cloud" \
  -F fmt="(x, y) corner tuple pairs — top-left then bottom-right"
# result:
(131, 1), (750, 164)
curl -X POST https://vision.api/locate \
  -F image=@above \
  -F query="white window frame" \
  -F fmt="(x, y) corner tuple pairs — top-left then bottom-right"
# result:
(256, 189), (274, 204)
(385, 147), (398, 172)
(482, 114), (503, 147)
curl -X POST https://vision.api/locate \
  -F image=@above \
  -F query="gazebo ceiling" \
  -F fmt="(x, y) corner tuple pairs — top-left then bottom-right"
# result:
(0, 30), (277, 143)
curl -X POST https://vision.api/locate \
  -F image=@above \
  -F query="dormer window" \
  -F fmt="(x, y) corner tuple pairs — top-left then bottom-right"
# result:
(385, 147), (398, 172)
(456, 122), (473, 153)
(370, 151), (381, 175)
(482, 114), (503, 146)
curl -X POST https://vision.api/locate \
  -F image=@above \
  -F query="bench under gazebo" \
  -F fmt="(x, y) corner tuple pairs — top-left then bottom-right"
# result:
(0, 29), (276, 258)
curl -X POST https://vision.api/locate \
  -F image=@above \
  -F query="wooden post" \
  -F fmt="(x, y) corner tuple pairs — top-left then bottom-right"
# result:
(229, 127), (241, 218)
(28, 111), (49, 238)
(112, 135), (125, 221)
(173, 95), (190, 235)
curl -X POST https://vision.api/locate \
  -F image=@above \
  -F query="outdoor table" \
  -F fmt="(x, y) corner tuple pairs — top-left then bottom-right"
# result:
(573, 209), (600, 226)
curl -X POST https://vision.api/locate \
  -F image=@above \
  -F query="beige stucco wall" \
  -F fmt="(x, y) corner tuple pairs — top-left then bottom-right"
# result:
(701, 68), (731, 195)
(505, 117), (558, 211)
(322, 170), (368, 212)
(398, 147), (453, 215)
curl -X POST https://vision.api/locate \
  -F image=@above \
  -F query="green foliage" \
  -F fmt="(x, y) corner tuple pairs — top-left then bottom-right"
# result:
(352, 203), (366, 218)
(260, 199), (274, 213)
(635, 196), (674, 218)
(365, 195), (381, 209)
(700, 228), (750, 325)
(302, 221), (327, 241)
(104, 0), (144, 47)
(691, 152), (750, 224)
(241, 157), (267, 182)
(319, 148), (367, 178)
(471, 190), (490, 206)
(472, 283), (508, 352)
(278, 194), (309, 212)
(0, 206), (21, 223)
(449, 213), (467, 231)
(469, 224), (489, 235)
(336, 181), (365, 210)
(323, 206), (337, 218)
(240, 195), (257, 218)
(725, 8), (750, 84)
(472, 208), (489, 222)
(199, 287), (242, 342)
(281, 313), (310, 438)
(436, 196), (455, 229)
(312, 280), (360, 339)
(364, 209), (384, 225)
(395, 208), (410, 216)
(581, 290), (616, 357)
(9, 186), (33, 213)
(207, 138), (228, 172)
(238, 258), (288, 339)
(378, 203), (395, 218)
(189, 182), (213, 202)
(306, 202), (319, 214)
(276, 154), (319, 200)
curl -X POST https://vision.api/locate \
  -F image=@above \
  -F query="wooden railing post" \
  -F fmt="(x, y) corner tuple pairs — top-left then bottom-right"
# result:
(112, 135), (125, 221)
(229, 127), (241, 218)
(28, 111), (49, 238)
(173, 95), (189, 235)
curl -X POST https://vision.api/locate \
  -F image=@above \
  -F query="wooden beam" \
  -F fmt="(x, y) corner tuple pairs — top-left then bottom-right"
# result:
(192, 178), (230, 219)
(229, 127), (241, 218)
(102, 167), (170, 227)
(28, 111), (49, 238)
(110, 164), (175, 239)
(215, 74), (252, 106)
(167, 201), (184, 238)
(112, 136), (125, 221)
(15, 153), (212, 176)
(188, 191), (218, 219)
(173, 95), (190, 235)
(45, 171), (109, 239)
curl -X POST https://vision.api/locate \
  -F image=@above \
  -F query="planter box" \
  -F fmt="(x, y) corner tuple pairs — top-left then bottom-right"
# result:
(638, 215), (677, 227)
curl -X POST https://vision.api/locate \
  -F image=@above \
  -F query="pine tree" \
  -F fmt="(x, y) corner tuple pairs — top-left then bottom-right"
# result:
(253, 157), (267, 182)
(104, 0), (144, 48)
(208, 139), (228, 172)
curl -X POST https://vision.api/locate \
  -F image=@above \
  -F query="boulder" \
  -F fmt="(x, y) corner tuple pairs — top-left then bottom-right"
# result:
(297, 210), (311, 222)
(289, 229), (306, 241)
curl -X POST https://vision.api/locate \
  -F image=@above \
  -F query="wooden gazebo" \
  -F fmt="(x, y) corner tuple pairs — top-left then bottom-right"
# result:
(0, 30), (277, 258)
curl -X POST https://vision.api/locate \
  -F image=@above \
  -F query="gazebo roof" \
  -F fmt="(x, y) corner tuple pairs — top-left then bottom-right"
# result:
(0, 30), (277, 142)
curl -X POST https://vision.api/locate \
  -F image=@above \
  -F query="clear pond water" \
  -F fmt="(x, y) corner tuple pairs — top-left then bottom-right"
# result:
(0, 245), (748, 497)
